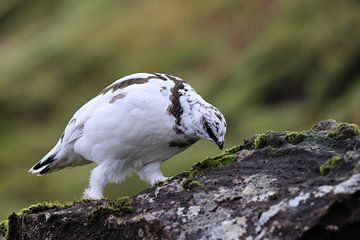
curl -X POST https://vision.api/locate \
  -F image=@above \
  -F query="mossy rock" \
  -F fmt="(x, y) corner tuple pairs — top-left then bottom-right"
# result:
(189, 149), (238, 176)
(183, 179), (203, 190)
(269, 192), (281, 201)
(284, 131), (306, 145)
(254, 133), (269, 149)
(17, 202), (63, 216)
(319, 155), (344, 175)
(327, 122), (360, 140)
(87, 196), (133, 224)
(15, 198), (96, 217)
(0, 220), (8, 239)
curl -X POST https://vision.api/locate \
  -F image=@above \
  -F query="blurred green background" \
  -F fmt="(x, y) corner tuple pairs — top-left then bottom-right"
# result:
(0, 0), (359, 219)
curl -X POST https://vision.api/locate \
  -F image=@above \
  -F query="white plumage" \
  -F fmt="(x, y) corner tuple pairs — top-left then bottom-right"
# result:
(29, 73), (227, 199)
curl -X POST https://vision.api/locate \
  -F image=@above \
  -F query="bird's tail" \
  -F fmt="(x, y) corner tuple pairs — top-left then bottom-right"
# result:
(29, 141), (62, 175)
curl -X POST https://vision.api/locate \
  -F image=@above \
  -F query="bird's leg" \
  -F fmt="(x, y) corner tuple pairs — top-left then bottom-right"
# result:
(83, 164), (108, 199)
(137, 162), (168, 186)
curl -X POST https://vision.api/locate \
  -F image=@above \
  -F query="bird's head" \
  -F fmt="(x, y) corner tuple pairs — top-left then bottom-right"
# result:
(196, 106), (227, 150)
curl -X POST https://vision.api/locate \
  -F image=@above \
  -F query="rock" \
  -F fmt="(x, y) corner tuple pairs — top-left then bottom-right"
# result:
(2, 119), (360, 240)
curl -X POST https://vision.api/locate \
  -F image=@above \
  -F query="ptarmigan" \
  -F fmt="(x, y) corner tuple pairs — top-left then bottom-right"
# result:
(29, 73), (227, 199)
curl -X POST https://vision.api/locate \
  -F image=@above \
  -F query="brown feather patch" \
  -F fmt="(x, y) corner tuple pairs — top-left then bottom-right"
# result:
(100, 74), (167, 95)
(109, 93), (127, 103)
(167, 77), (185, 134)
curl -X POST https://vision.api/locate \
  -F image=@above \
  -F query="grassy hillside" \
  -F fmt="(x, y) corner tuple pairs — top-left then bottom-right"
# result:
(0, 0), (359, 219)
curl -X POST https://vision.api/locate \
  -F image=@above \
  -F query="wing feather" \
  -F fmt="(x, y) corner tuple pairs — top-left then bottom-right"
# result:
(66, 123), (84, 144)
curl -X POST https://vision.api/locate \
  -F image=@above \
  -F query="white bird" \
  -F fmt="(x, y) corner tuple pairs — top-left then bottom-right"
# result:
(29, 73), (227, 199)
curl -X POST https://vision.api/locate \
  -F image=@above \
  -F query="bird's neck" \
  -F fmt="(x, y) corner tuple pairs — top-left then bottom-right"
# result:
(178, 97), (209, 138)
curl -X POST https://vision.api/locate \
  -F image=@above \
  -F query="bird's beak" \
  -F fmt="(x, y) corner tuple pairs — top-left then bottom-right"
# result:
(216, 141), (224, 150)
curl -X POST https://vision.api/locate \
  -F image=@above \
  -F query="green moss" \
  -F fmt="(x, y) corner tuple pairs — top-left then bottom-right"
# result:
(350, 123), (360, 133)
(68, 198), (96, 205)
(327, 122), (360, 140)
(269, 192), (281, 201)
(319, 155), (344, 175)
(14, 198), (96, 217)
(338, 123), (360, 133)
(224, 145), (242, 154)
(170, 145), (241, 180)
(319, 165), (331, 175)
(189, 151), (237, 176)
(337, 123), (350, 138)
(284, 131), (306, 145)
(327, 131), (337, 138)
(87, 196), (133, 224)
(0, 220), (8, 239)
(254, 134), (269, 149)
(183, 179), (202, 189)
(170, 171), (190, 181)
(174, 145), (241, 177)
(18, 201), (63, 215)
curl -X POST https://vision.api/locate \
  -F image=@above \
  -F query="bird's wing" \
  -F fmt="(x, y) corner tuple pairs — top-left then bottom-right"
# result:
(61, 96), (102, 145)
(66, 123), (84, 144)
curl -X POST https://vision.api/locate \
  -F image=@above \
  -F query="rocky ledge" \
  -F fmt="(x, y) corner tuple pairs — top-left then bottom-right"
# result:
(1, 119), (360, 240)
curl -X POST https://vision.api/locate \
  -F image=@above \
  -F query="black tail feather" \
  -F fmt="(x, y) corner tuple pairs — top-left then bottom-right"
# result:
(39, 165), (51, 174)
(32, 155), (55, 171)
